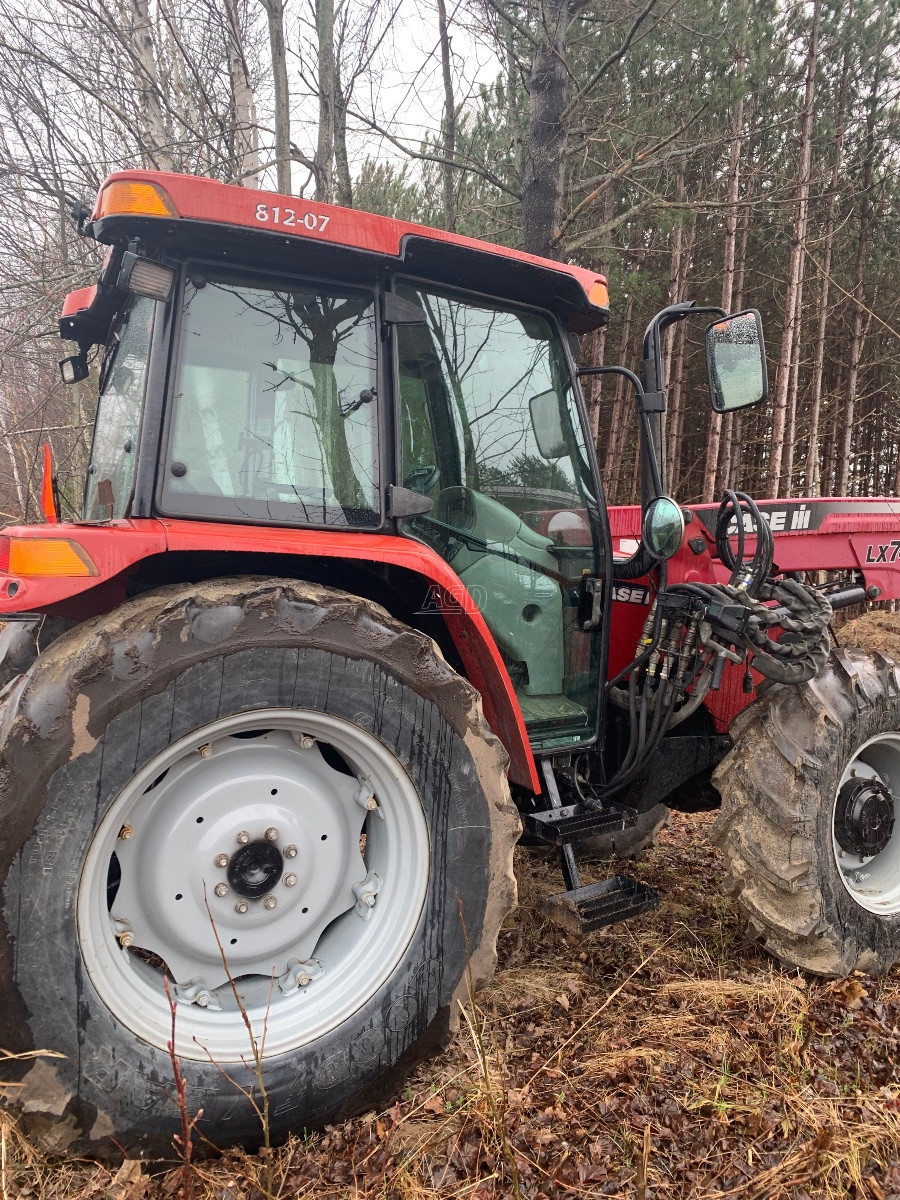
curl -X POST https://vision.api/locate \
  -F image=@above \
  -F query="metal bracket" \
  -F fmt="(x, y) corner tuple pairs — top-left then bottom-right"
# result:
(174, 978), (222, 1010)
(277, 958), (324, 995)
(352, 870), (383, 920)
(354, 778), (384, 820)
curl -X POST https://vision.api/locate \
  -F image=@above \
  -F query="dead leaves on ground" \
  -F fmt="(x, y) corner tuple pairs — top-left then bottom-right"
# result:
(2, 812), (900, 1200)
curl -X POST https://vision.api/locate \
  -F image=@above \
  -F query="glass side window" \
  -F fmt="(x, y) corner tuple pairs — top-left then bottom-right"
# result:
(396, 283), (602, 749)
(84, 296), (155, 521)
(162, 273), (379, 527)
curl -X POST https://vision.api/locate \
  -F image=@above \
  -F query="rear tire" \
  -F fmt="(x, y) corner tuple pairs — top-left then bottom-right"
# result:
(0, 578), (519, 1158)
(712, 647), (900, 976)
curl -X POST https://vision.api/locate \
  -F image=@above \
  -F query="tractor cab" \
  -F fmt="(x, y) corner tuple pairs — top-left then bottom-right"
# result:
(58, 172), (614, 755)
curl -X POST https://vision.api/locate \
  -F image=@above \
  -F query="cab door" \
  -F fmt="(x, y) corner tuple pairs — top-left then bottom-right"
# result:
(393, 280), (609, 752)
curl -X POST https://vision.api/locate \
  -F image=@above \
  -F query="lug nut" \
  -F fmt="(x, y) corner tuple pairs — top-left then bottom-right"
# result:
(199, 744), (212, 759)
(236, 831), (250, 845)
(284, 845), (298, 858)
(234, 900), (249, 914)
(263, 896), (277, 910)
(214, 854), (229, 868)
(118, 824), (134, 840)
(265, 827), (279, 843)
(214, 882), (229, 897)
(301, 736), (315, 749)
(365, 797), (378, 811)
(118, 931), (134, 948)
(195, 993), (210, 1007)
(284, 874), (297, 887)
(298, 973), (311, 987)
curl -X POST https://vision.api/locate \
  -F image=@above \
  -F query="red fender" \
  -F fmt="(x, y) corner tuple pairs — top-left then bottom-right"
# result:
(0, 519), (539, 792)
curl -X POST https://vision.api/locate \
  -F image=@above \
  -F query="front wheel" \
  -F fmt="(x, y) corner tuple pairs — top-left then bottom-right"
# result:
(712, 647), (900, 976)
(0, 578), (519, 1157)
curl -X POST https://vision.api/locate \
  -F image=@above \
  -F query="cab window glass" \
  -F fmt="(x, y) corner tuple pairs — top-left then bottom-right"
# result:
(84, 296), (154, 520)
(163, 273), (379, 527)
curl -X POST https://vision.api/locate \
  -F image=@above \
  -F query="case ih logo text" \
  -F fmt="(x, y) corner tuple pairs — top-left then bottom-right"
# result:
(726, 504), (812, 533)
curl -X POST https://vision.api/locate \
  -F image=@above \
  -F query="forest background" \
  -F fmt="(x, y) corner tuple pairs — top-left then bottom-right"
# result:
(0, 0), (898, 522)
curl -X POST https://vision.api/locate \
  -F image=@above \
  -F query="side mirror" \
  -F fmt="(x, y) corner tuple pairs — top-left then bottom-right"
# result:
(529, 389), (567, 459)
(706, 309), (767, 413)
(642, 495), (685, 560)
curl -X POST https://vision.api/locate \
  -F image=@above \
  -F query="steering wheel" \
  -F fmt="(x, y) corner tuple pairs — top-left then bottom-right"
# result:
(402, 464), (441, 494)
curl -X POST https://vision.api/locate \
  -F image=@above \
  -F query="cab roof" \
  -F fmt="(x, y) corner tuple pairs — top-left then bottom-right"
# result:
(61, 170), (609, 344)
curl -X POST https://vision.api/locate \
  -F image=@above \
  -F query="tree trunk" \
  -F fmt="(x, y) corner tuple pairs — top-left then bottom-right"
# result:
(720, 198), (751, 489)
(663, 171), (686, 390)
(522, 0), (571, 259)
(260, 0), (291, 193)
(666, 211), (696, 491)
(437, 0), (457, 231)
(224, 0), (259, 185)
(806, 25), (850, 496)
(767, 0), (819, 497)
(605, 292), (634, 501)
(836, 66), (878, 496)
(128, 0), (171, 168)
(781, 252), (807, 496)
(334, 66), (352, 207)
(702, 68), (745, 503)
(314, 0), (336, 203)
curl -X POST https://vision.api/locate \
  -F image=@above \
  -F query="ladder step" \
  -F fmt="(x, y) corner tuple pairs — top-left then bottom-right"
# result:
(541, 874), (660, 934)
(523, 803), (637, 846)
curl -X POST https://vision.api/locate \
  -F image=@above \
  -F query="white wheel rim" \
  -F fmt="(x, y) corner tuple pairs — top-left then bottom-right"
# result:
(832, 731), (900, 916)
(77, 709), (430, 1061)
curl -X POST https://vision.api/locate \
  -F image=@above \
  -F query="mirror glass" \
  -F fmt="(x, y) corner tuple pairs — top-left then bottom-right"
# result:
(706, 309), (767, 413)
(529, 389), (567, 459)
(642, 495), (685, 560)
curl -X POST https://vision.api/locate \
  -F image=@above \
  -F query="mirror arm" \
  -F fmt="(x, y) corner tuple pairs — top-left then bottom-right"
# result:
(578, 364), (665, 501)
(577, 365), (666, 581)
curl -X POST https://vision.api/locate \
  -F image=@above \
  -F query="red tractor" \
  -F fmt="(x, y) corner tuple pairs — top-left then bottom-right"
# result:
(1, 171), (898, 1157)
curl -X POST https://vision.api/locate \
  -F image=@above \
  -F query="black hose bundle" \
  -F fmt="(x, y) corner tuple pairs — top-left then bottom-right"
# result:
(600, 490), (832, 800)
(714, 489), (774, 594)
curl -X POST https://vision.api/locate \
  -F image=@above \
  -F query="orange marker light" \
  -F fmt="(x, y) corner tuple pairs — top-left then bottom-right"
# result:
(588, 280), (610, 309)
(96, 181), (179, 220)
(8, 539), (97, 577)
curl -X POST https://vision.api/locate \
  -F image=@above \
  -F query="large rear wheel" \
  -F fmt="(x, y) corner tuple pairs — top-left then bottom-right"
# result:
(712, 646), (900, 976)
(0, 578), (518, 1157)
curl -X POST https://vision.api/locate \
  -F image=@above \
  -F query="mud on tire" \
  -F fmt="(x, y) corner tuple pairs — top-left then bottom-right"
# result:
(0, 578), (519, 1158)
(712, 646), (900, 976)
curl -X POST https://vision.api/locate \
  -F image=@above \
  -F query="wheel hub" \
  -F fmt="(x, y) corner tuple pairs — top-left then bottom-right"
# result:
(227, 840), (284, 897)
(835, 777), (895, 857)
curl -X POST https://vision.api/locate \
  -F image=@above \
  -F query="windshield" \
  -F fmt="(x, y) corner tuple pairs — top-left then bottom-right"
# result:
(83, 296), (154, 521)
(161, 271), (380, 527)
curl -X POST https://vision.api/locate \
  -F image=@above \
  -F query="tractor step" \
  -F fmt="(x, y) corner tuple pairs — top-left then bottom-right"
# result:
(541, 874), (660, 934)
(523, 803), (637, 846)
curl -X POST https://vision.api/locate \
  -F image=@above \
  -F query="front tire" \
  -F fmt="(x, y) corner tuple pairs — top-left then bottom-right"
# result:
(712, 647), (900, 976)
(0, 578), (518, 1157)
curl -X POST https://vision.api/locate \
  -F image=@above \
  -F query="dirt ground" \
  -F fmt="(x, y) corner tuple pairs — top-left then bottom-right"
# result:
(2, 809), (899, 1200)
(838, 611), (900, 661)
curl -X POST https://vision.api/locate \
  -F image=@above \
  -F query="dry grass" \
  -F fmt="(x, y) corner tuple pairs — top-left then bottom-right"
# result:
(3, 811), (900, 1200)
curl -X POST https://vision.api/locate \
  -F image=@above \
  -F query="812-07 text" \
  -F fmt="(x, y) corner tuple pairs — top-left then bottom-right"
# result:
(254, 204), (331, 232)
